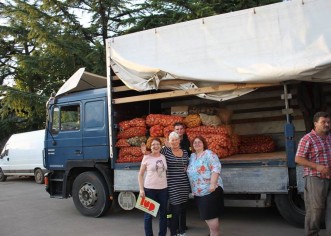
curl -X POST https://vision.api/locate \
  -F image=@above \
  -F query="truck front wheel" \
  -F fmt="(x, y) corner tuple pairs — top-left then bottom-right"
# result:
(72, 171), (111, 217)
(274, 189), (305, 227)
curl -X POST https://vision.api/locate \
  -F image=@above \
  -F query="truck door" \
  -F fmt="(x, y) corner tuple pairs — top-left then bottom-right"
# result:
(82, 99), (109, 161)
(45, 104), (82, 169)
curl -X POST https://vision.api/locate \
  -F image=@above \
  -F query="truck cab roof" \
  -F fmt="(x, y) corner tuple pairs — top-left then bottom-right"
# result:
(55, 88), (107, 104)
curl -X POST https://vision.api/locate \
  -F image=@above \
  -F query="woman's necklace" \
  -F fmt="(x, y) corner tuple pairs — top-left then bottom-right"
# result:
(172, 147), (180, 154)
(171, 148), (187, 172)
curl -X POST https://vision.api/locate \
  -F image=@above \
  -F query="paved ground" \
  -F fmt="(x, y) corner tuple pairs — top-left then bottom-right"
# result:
(0, 176), (327, 236)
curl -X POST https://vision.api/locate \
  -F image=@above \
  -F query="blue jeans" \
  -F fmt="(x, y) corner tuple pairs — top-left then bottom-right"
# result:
(144, 188), (168, 236)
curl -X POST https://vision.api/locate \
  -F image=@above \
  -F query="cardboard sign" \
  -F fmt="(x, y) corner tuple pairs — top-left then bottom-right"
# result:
(135, 195), (160, 217)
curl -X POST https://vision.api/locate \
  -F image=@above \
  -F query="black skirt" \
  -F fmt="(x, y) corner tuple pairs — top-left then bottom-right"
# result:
(195, 187), (224, 220)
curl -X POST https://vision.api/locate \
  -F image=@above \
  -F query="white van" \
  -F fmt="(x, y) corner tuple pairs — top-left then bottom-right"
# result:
(0, 130), (47, 184)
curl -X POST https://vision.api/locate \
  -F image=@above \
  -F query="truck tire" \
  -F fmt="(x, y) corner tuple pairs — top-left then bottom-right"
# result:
(0, 169), (7, 182)
(274, 190), (305, 228)
(34, 168), (44, 184)
(72, 171), (111, 217)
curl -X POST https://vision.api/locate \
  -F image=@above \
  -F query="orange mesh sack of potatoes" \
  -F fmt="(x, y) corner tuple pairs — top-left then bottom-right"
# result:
(209, 143), (229, 159)
(163, 125), (174, 139)
(150, 125), (164, 137)
(146, 114), (183, 127)
(117, 147), (143, 163)
(115, 139), (131, 147)
(116, 155), (143, 163)
(187, 126), (232, 159)
(183, 114), (202, 128)
(117, 126), (146, 139)
(186, 125), (229, 135)
(119, 118), (146, 131)
(239, 135), (276, 154)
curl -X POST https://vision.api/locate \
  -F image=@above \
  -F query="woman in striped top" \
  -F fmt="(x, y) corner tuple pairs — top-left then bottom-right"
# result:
(161, 131), (190, 236)
(141, 132), (190, 236)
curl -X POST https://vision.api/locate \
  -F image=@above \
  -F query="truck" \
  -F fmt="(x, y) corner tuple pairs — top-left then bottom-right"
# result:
(0, 129), (47, 184)
(44, 0), (331, 227)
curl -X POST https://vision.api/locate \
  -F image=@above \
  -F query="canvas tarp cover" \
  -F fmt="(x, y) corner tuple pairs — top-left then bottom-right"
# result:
(108, 0), (331, 101)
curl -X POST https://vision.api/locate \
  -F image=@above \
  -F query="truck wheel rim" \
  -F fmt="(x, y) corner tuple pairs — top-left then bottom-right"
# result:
(78, 183), (97, 208)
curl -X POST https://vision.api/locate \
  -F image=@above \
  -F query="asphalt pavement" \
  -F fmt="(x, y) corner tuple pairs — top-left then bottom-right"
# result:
(0, 176), (326, 236)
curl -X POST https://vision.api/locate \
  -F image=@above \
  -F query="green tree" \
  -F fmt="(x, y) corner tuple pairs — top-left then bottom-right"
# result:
(0, 0), (283, 145)
(0, 0), (138, 144)
(41, 0), (138, 74)
(0, 0), (97, 135)
(120, 0), (281, 34)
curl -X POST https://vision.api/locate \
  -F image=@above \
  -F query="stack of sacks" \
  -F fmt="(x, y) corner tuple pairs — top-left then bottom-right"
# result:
(145, 114), (183, 150)
(186, 125), (233, 159)
(116, 118), (146, 163)
(183, 109), (239, 159)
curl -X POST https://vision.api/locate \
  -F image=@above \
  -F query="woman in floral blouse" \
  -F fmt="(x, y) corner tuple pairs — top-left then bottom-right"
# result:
(187, 136), (224, 236)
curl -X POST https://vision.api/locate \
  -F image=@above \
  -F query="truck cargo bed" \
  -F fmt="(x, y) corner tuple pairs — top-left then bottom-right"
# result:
(221, 151), (287, 167)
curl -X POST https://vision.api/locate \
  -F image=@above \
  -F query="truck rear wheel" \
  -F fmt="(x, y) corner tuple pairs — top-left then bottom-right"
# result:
(274, 190), (305, 228)
(72, 171), (111, 217)
(0, 169), (7, 182)
(34, 168), (44, 184)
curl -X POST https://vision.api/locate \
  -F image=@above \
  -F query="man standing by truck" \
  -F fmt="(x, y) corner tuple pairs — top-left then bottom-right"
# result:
(174, 122), (191, 155)
(295, 111), (331, 236)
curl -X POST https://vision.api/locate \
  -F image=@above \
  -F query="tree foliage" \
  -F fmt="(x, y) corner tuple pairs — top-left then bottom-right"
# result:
(120, 0), (281, 34)
(0, 0), (95, 141)
(0, 0), (282, 146)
